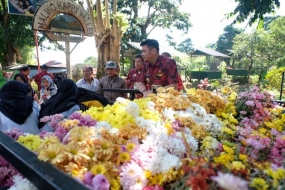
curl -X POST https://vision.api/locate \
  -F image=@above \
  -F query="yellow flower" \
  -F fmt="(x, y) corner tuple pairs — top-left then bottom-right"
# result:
(239, 154), (247, 162)
(214, 153), (234, 166)
(144, 170), (152, 179)
(265, 168), (285, 187)
(110, 179), (120, 190)
(229, 115), (238, 124)
(222, 127), (234, 135)
(150, 173), (163, 185)
(17, 134), (41, 151)
(38, 143), (65, 165)
(118, 152), (131, 163)
(222, 145), (234, 155)
(64, 143), (90, 162)
(231, 161), (246, 170)
(126, 143), (136, 152)
(39, 135), (59, 149)
(250, 178), (269, 190)
(90, 164), (107, 175)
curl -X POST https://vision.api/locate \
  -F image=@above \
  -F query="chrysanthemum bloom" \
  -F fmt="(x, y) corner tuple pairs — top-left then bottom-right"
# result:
(118, 152), (131, 163)
(92, 174), (110, 190)
(211, 172), (248, 190)
(38, 143), (65, 165)
(90, 164), (107, 175)
(64, 143), (90, 162)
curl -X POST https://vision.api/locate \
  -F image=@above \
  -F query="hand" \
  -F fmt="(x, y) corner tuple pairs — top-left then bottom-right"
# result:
(44, 89), (50, 96)
(34, 94), (39, 101)
(125, 80), (131, 85)
(142, 90), (152, 97)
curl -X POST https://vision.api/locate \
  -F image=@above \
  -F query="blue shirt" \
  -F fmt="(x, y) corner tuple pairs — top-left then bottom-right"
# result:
(0, 101), (40, 134)
(76, 78), (99, 92)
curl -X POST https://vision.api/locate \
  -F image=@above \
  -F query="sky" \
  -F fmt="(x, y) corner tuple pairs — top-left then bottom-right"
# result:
(37, 0), (285, 65)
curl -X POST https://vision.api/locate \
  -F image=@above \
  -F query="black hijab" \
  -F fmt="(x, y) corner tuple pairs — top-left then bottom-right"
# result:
(0, 81), (33, 124)
(14, 73), (35, 96)
(38, 79), (78, 128)
(14, 73), (28, 83)
(78, 87), (110, 106)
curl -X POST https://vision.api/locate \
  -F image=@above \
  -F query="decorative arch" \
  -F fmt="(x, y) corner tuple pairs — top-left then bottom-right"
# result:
(33, 0), (93, 36)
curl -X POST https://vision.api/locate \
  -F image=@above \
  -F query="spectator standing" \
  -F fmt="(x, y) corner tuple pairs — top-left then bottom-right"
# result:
(138, 39), (179, 97)
(39, 75), (57, 105)
(76, 65), (99, 92)
(97, 61), (127, 102)
(126, 55), (145, 90)
(33, 65), (54, 91)
(161, 52), (184, 91)
(19, 66), (31, 84)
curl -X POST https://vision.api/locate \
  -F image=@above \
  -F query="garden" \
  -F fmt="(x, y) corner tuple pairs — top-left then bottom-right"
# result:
(1, 75), (285, 190)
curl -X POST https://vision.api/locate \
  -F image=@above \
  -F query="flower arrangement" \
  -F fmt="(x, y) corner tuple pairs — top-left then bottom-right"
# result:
(1, 86), (285, 190)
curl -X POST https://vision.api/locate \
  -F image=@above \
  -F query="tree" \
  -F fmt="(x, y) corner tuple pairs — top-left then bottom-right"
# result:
(85, 0), (128, 79)
(232, 21), (285, 83)
(0, 0), (48, 66)
(117, 0), (191, 40)
(215, 25), (242, 55)
(230, 0), (280, 25)
(176, 38), (193, 54)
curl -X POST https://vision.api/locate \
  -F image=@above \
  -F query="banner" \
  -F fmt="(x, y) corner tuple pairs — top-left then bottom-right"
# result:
(8, 0), (48, 16)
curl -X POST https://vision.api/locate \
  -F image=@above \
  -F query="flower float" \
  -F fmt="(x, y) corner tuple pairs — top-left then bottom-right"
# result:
(1, 86), (285, 190)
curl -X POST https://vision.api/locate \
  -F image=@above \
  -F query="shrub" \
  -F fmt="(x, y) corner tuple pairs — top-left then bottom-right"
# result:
(265, 67), (285, 90)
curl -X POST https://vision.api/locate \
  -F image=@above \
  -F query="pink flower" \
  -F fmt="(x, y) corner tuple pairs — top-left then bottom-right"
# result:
(245, 100), (255, 107)
(4, 128), (23, 140)
(92, 174), (110, 190)
(211, 172), (248, 190)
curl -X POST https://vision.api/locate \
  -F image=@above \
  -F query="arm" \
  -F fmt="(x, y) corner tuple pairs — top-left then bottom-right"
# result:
(96, 79), (103, 95)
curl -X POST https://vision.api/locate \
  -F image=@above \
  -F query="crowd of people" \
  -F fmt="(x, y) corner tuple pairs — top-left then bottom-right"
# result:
(0, 39), (183, 135)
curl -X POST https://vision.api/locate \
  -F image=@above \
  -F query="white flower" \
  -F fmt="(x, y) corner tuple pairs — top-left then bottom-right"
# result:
(95, 121), (112, 130)
(125, 102), (140, 117)
(8, 175), (38, 190)
(162, 108), (175, 122)
(147, 101), (156, 111)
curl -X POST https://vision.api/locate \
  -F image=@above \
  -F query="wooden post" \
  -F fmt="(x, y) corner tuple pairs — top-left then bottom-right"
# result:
(65, 40), (71, 79)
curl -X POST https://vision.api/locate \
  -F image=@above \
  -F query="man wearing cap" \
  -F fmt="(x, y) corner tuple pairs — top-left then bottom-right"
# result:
(97, 61), (127, 102)
(76, 65), (99, 92)
(33, 65), (54, 91)
(138, 39), (179, 97)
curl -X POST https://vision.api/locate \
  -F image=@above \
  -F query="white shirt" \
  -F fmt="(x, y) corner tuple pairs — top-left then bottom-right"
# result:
(0, 101), (40, 134)
(76, 78), (99, 92)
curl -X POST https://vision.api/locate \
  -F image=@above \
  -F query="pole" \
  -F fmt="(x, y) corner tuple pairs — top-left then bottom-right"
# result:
(280, 72), (284, 100)
(34, 30), (40, 72)
(65, 40), (71, 79)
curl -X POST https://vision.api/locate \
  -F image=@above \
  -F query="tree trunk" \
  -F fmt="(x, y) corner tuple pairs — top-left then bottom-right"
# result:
(4, 40), (17, 66)
(95, 33), (120, 79)
(258, 70), (263, 83)
(3, 9), (17, 66)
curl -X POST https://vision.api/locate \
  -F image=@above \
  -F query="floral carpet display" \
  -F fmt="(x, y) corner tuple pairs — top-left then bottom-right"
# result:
(1, 86), (285, 190)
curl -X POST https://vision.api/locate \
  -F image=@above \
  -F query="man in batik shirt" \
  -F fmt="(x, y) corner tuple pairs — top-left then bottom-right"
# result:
(138, 39), (179, 97)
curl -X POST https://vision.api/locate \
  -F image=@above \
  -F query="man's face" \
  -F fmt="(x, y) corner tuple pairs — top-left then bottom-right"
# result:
(135, 58), (143, 71)
(106, 68), (116, 77)
(141, 45), (153, 62)
(82, 66), (92, 80)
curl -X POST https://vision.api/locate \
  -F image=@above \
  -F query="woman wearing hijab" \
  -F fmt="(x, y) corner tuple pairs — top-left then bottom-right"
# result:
(0, 81), (40, 134)
(39, 75), (57, 104)
(38, 79), (80, 131)
(14, 73), (38, 102)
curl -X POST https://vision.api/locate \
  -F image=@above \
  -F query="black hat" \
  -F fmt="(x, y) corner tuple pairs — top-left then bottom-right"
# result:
(105, 61), (117, 69)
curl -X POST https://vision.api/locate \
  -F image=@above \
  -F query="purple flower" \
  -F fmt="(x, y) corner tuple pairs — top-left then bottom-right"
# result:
(83, 172), (94, 187)
(68, 112), (97, 127)
(4, 128), (23, 140)
(92, 174), (110, 190)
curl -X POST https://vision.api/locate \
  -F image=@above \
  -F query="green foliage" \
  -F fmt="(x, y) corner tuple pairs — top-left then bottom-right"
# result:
(230, 0), (280, 26)
(215, 25), (242, 55)
(176, 38), (193, 54)
(265, 66), (285, 90)
(232, 17), (285, 82)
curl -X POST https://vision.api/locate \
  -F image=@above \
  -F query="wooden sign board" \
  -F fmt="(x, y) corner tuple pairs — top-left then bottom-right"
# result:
(33, 0), (93, 36)
(45, 32), (85, 43)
